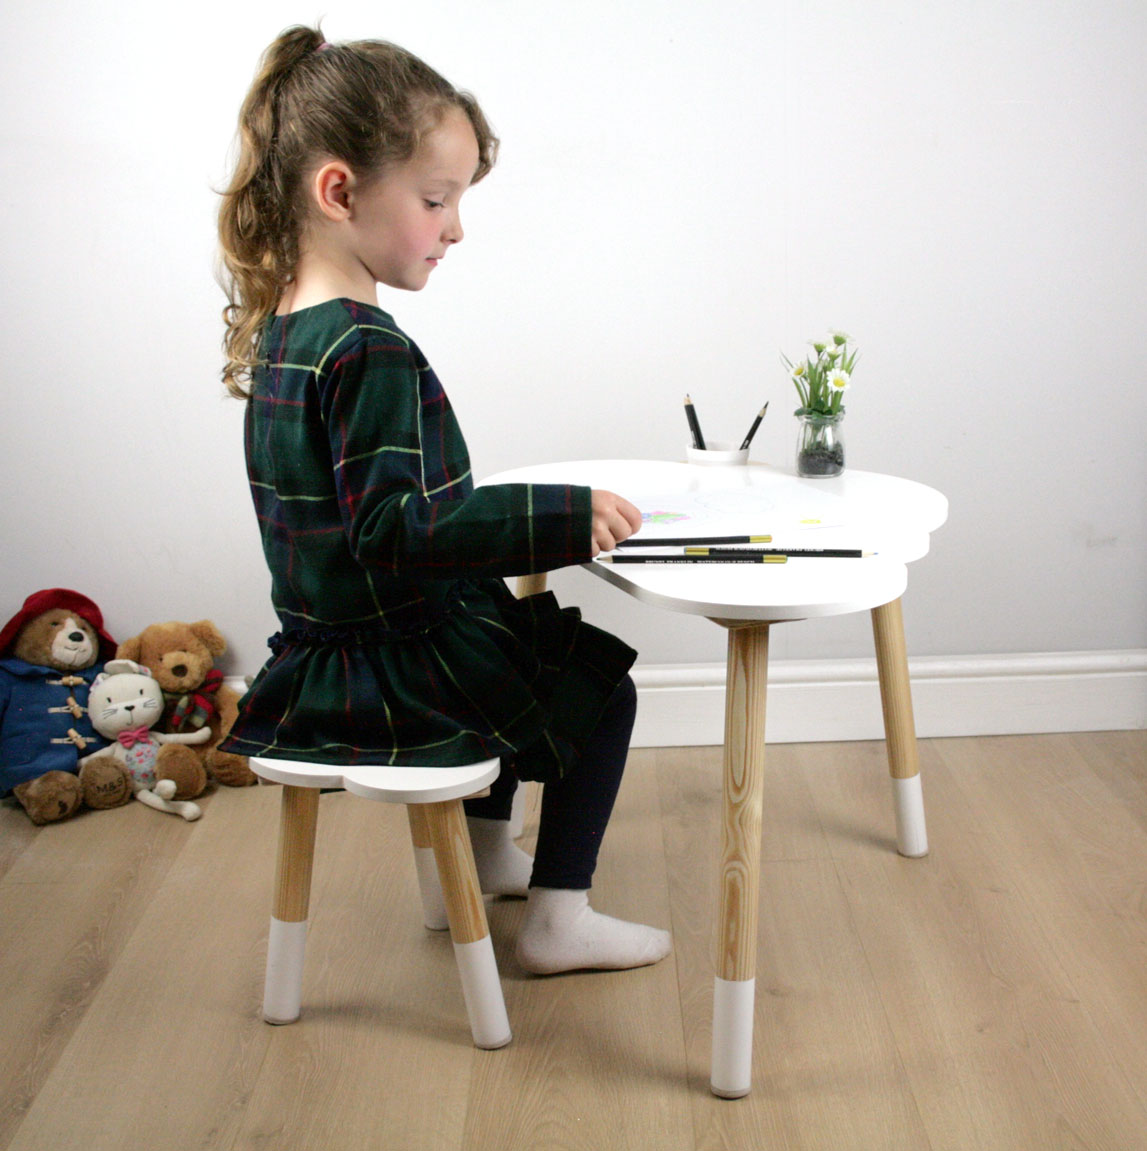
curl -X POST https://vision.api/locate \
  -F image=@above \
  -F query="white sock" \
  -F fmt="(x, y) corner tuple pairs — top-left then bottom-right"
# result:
(466, 816), (534, 897)
(515, 887), (672, 975)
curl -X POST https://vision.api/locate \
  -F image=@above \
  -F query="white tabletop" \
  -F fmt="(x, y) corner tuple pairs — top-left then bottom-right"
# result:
(482, 460), (948, 623)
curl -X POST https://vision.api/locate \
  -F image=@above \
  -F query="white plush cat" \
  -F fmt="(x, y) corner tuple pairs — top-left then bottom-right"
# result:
(81, 659), (210, 820)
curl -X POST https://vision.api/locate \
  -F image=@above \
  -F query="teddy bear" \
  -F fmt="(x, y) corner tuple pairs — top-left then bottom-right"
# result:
(115, 620), (258, 788)
(80, 660), (209, 821)
(0, 588), (135, 824)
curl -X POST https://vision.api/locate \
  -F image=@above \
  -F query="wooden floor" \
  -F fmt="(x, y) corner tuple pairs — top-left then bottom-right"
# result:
(2, 730), (1146, 1150)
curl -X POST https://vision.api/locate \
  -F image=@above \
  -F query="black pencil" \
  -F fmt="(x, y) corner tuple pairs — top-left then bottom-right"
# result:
(686, 546), (869, 558)
(618, 534), (773, 548)
(600, 554), (788, 565)
(684, 394), (706, 450)
(738, 402), (769, 451)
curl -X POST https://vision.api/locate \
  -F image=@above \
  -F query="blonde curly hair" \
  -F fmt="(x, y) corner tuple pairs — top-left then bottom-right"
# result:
(217, 25), (497, 398)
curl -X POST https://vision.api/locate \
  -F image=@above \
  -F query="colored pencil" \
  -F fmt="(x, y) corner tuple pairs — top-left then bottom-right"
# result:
(618, 534), (773, 548)
(738, 402), (769, 451)
(684, 394), (706, 450)
(600, 554), (788, 565)
(685, 546), (869, 558)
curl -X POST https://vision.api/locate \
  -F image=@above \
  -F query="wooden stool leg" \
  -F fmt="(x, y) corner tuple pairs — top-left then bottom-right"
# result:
(423, 798), (512, 1049)
(711, 622), (770, 1099)
(264, 785), (320, 1024)
(871, 597), (929, 857)
(407, 805), (449, 930)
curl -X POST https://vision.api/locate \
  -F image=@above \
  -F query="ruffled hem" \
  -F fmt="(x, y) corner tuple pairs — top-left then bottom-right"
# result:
(220, 580), (635, 784)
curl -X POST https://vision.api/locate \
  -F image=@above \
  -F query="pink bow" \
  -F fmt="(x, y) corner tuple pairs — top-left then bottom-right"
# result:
(117, 725), (153, 749)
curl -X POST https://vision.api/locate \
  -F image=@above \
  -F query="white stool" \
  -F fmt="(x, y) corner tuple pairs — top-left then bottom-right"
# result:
(251, 755), (512, 1050)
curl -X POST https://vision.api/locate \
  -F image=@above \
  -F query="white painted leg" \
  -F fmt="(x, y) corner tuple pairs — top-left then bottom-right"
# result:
(711, 976), (757, 1099)
(453, 937), (513, 1049)
(263, 917), (308, 1024)
(413, 845), (450, 930)
(508, 781), (527, 839)
(408, 805), (449, 929)
(892, 774), (929, 858)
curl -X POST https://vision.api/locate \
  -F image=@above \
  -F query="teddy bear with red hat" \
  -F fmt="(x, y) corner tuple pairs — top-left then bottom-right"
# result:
(0, 588), (136, 824)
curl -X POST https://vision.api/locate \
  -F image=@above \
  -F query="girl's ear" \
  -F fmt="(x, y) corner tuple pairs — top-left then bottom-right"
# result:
(310, 160), (356, 221)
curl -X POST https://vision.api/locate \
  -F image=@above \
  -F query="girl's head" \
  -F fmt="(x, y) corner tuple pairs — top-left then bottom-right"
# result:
(218, 25), (497, 397)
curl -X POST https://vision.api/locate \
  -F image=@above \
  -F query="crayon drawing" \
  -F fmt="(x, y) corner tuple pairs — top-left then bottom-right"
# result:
(633, 487), (845, 539)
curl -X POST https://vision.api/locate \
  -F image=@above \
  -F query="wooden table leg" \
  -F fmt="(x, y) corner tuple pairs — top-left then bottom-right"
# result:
(264, 784), (320, 1024)
(711, 622), (770, 1098)
(871, 597), (929, 857)
(515, 573), (549, 598)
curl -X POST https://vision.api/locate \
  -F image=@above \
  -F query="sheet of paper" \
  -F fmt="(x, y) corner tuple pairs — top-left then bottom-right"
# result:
(634, 488), (848, 539)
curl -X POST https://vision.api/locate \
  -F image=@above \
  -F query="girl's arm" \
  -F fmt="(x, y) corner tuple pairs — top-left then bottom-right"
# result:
(323, 330), (628, 578)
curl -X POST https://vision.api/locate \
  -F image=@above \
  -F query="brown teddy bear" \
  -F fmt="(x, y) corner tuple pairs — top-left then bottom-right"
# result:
(115, 620), (258, 788)
(1, 588), (135, 824)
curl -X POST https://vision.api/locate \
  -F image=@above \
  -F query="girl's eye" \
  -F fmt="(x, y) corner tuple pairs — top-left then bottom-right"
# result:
(424, 200), (444, 210)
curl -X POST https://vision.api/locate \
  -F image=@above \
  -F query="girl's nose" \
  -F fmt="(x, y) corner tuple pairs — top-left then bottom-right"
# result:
(444, 209), (464, 245)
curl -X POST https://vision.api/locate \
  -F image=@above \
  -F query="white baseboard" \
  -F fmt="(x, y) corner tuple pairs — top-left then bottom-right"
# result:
(630, 649), (1147, 746)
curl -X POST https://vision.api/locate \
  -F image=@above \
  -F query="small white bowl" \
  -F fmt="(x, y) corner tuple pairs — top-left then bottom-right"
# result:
(686, 440), (750, 466)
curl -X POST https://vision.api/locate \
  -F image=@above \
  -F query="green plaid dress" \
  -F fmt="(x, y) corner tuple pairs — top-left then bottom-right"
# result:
(220, 298), (635, 782)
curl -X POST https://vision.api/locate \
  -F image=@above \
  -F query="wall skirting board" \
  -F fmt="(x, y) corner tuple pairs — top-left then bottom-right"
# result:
(628, 649), (1147, 747)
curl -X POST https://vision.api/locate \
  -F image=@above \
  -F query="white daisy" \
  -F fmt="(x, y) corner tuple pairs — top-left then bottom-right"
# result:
(829, 329), (852, 346)
(827, 368), (851, 393)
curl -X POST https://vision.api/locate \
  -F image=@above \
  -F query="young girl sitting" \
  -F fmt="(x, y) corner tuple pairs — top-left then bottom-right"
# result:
(216, 25), (671, 976)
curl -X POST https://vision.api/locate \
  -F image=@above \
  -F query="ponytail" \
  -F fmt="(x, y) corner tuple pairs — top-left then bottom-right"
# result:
(217, 25), (497, 398)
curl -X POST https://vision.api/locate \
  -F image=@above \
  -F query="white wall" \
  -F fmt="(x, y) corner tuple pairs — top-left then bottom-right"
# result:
(2, 2), (1144, 703)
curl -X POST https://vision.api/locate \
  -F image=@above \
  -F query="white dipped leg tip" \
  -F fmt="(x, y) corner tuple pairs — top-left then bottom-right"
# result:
(710, 976), (755, 1098)
(264, 917), (308, 1024)
(893, 774), (929, 857)
(413, 845), (450, 930)
(454, 937), (511, 1049)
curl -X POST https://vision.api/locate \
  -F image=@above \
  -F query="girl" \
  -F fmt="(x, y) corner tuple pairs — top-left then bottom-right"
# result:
(217, 25), (670, 976)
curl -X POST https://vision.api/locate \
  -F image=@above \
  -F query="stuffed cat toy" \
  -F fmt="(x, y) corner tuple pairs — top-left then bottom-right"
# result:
(80, 660), (210, 821)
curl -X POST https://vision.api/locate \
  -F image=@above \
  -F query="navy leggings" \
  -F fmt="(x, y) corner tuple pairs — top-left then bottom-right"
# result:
(463, 675), (637, 890)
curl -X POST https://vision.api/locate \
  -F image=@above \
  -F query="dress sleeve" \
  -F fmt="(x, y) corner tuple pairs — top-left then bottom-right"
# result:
(320, 326), (594, 580)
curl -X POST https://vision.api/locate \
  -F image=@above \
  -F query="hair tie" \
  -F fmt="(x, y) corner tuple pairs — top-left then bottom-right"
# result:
(316, 41), (332, 52)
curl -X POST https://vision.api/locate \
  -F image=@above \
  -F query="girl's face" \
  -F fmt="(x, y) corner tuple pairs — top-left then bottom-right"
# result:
(349, 107), (481, 292)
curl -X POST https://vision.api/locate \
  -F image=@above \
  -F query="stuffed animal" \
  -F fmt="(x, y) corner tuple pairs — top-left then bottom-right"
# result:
(0, 588), (134, 824)
(80, 660), (208, 821)
(115, 620), (257, 787)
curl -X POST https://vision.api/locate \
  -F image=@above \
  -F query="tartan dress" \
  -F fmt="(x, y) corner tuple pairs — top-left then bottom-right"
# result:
(220, 298), (635, 783)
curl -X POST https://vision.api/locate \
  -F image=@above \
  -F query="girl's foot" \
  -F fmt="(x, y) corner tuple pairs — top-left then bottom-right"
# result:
(466, 816), (533, 897)
(516, 887), (672, 974)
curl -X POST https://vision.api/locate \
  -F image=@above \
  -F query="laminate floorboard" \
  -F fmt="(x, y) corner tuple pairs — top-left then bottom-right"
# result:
(1, 729), (1145, 1150)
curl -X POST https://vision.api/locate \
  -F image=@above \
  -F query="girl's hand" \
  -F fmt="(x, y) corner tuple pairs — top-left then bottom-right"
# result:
(590, 490), (642, 556)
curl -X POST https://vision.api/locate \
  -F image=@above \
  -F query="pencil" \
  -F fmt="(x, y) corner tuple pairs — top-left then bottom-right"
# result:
(600, 554), (788, 565)
(738, 402), (769, 451)
(684, 394), (706, 450)
(618, 534), (773, 548)
(685, 546), (869, 558)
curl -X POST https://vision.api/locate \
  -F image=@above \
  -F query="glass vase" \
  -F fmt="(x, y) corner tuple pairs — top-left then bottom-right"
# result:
(796, 412), (845, 477)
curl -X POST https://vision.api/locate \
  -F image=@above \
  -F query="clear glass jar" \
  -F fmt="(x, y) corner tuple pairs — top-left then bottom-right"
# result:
(796, 412), (845, 477)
